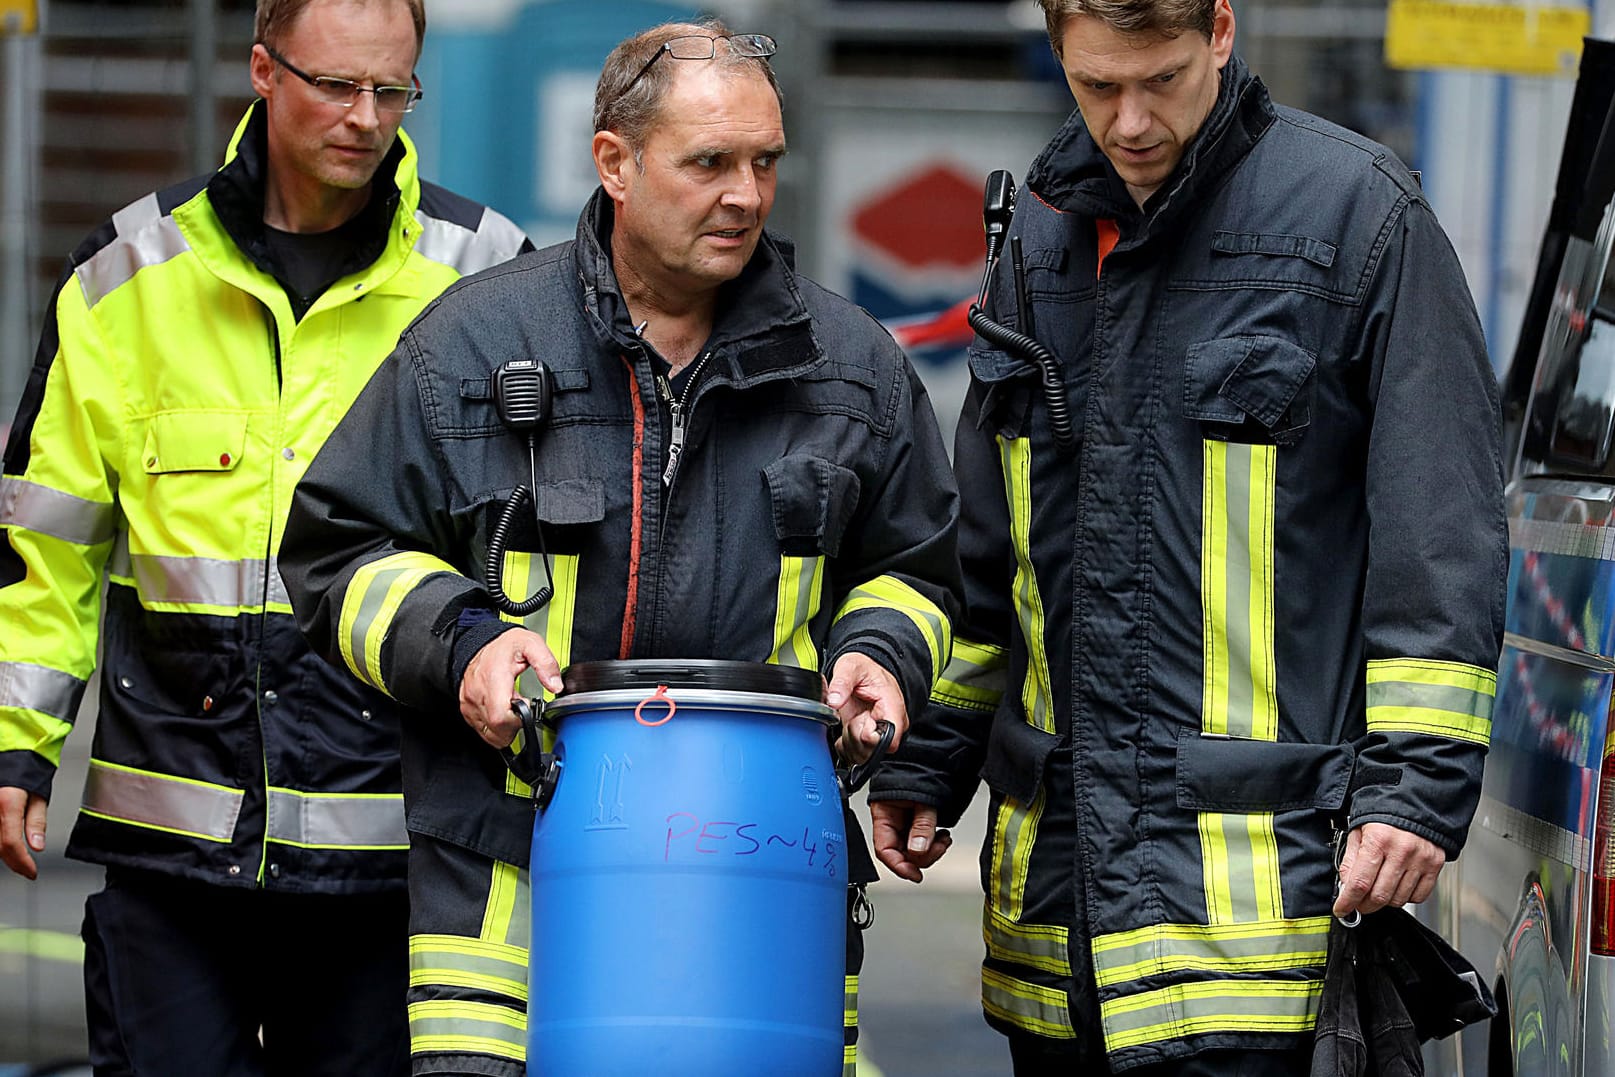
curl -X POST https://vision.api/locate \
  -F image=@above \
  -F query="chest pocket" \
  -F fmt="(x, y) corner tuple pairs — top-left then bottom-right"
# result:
(764, 454), (861, 558)
(142, 411), (249, 474)
(1183, 335), (1315, 446)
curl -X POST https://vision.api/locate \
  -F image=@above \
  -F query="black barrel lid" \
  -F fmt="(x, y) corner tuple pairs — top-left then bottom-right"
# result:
(560, 659), (823, 701)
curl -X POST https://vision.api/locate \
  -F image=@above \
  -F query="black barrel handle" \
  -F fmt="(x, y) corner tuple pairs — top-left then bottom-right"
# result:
(840, 719), (896, 796)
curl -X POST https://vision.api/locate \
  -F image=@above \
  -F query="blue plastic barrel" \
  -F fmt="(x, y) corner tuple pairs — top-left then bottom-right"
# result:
(528, 660), (846, 1076)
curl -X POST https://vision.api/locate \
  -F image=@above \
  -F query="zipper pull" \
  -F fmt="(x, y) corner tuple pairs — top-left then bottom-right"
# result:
(655, 373), (674, 405)
(663, 402), (686, 486)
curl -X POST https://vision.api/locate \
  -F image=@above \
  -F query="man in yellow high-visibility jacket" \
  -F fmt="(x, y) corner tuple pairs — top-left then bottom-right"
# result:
(0, 0), (529, 1071)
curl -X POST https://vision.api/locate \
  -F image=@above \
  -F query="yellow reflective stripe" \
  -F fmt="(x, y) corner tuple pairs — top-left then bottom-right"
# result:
(984, 905), (1071, 976)
(408, 934), (528, 1004)
(769, 555), (825, 670)
(408, 999), (526, 1062)
(845, 972), (859, 1025)
(988, 786), (1044, 924)
(80, 758), (242, 843)
(1199, 812), (1233, 924)
(1000, 437), (1055, 734)
(1366, 658), (1495, 746)
(1100, 978), (1322, 1052)
(981, 967), (1076, 1039)
(1198, 810), (1282, 925)
(481, 859), (529, 950)
(843, 1044), (859, 1074)
(503, 552), (580, 795)
(836, 574), (950, 684)
(264, 788), (407, 850)
(0, 925), (85, 964)
(1199, 440), (1282, 925)
(339, 551), (459, 693)
(1201, 441), (1278, 740)
(931, 637), (1007, 712)
(1090, 917), (1330, 988)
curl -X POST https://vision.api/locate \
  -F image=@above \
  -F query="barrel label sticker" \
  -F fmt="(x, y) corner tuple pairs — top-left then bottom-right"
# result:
(664, 814), (846, 879)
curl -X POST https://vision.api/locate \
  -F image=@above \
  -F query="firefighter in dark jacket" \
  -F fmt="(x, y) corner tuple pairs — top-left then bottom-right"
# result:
(0, 0), (531, 1072)
(867, 0), (1508, 1073)
(279, 20), (959, 1077)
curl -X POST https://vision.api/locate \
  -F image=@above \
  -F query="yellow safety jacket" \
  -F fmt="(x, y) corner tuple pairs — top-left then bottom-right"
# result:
(0, 103), (530, 892)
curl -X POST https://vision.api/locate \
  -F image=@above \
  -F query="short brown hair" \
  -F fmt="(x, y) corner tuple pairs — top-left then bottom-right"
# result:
(1037, 0), (1215, 52)
(593, 18), (783, 156)
(255, 0), (426, 57)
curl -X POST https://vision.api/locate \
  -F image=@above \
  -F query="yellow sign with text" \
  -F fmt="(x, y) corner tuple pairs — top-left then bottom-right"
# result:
(1385, 0), (1588, 77)
(0, 0), (38, 35)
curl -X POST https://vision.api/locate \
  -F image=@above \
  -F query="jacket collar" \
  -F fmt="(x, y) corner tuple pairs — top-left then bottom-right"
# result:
(1026, 53), (1274, 244)
(572, 188), (823, 387)
(205, 100), (408, 281)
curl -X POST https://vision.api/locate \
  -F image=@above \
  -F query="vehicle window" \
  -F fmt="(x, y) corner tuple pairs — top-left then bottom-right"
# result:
(1522, 225), (1615, 475)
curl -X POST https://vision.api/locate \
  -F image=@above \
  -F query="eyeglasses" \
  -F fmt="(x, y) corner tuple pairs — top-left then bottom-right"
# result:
(264, 45), (424, 114)
(623, 33), (777, 96)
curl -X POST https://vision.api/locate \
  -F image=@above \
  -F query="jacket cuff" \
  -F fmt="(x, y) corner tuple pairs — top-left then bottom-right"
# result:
(825, 634), (927, 722)
(450, 616), (522, 696)
(0, 748), (57, 803)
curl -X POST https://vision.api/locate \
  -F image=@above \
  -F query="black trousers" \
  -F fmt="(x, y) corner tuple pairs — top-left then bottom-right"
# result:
(81, 867), (410, 1077)
(1009, 1034), (1312, 1076)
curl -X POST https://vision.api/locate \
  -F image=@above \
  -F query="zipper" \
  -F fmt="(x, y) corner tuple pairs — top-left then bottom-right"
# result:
(660, 350), (712, 488)
(254, 299), (281, 886)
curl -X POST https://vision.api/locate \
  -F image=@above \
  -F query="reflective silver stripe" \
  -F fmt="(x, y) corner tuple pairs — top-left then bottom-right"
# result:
(128, 553), (286, 609)
(0, 662), (87, 724)
(266, 787), (407, 849)
(1100, 978), (1321, 1052)
(1510, 517), (1615, 561)
(1476, 792), (1590, 869)
(80, 759), (242, 843)
(408, 934), (528, 1003)
(1090, 918), (1329, 988)
(107, 531), (131, 578)
(984, 905), (1071, 976)
(408, 999), (526, 1062)
(78, 195), (190, 309)
(981, 967), (1075, 1039)
(413, 208), (527, 276)
(0, 478), (116, 546)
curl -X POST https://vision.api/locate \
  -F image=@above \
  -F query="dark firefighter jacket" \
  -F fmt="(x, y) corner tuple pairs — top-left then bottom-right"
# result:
(868, 56), (1507, 1068)
(0, 103), (531, 893)
(279, 188), (960, 869)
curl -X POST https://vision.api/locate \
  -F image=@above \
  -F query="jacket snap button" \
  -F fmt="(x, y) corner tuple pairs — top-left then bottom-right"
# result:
(202, 695), (214, 711)
(146, 456), (157, 468)
(118, 676), (132, 689)
(227, 864), (240, 876)
(219, 452), (231, 467)
(282, 447), (295, 460)
(269, 863), (280, 878)
(361, 709), (372, 721)
(263, 689), (278, 704)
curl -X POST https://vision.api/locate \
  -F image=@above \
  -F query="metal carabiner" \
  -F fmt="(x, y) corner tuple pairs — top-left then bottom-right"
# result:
(851, 883), (875, 931)
(1331, 824), (1362, 928)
